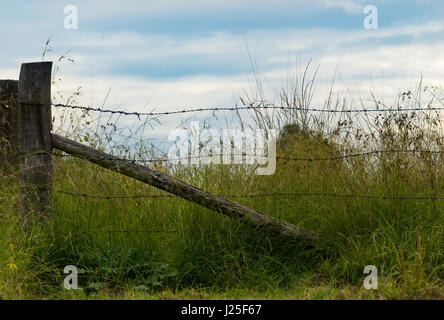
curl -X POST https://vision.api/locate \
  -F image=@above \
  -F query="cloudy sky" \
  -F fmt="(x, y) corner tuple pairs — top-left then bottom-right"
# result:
(1, 0), (444, 146)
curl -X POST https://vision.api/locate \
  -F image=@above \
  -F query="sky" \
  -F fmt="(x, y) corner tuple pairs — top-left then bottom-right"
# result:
(1, 0), (444, 148)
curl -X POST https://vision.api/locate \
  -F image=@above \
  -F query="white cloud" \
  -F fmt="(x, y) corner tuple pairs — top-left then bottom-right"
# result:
(59, 0), (365, 17)
(317, 0), (364, 14)
(30, 19), (443, 84)
(17, 19), (441, 115)
(3, 7), (444, 147)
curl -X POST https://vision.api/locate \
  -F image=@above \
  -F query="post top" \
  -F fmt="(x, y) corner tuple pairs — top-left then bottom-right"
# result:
(18, 62), (53, 104)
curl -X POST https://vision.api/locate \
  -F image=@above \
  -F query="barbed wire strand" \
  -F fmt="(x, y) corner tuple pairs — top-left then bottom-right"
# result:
(52, 103), (444, 118)
(52, 149), (444, 164)
(31, 228), (259, 236)
(55, 189), (444, 201)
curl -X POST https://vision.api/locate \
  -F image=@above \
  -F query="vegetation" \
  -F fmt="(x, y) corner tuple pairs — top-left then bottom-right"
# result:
(0, 65), (443, 300)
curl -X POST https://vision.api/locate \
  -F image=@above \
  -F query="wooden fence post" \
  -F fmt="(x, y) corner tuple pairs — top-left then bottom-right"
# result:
(0, 80), (19, 166)
(17, 62), (53, 227)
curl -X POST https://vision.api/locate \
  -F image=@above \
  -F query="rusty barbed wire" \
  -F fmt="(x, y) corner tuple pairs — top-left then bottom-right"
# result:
(55, 189), (444, 201)
(34, 229), (178, 235)
(52, 149), (444, 164)
(47, 104), (444, 212)
(32, 227), (259, 236)
(52, 103), (444, 119)
(53, 148), (444, 202)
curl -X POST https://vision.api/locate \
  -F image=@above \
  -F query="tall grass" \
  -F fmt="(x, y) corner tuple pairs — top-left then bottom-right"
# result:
(0, 67), (443, 299)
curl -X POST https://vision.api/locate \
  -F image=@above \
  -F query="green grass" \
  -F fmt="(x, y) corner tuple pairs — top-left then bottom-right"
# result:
(0, 76), (443, 300)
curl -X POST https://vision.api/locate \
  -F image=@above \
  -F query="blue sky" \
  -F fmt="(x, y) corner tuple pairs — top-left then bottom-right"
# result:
(1, 0), (444, 143)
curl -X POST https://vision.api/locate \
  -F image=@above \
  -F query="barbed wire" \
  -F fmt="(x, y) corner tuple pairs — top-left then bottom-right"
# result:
(37, 229), (178, 235)
(52, 103), (444, 118)
(56, 190), (176, 199)
(53, 148), (444, 201)
(47, 104), (444, 223)
(32, 227), (262, 236)
(35, 228), (260, 235)
(55, 189), (444, 200)
(52, 149), (444, 164)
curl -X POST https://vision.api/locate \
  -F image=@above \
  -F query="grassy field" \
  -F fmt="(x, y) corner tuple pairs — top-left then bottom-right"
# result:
(0, 76), (443, 300)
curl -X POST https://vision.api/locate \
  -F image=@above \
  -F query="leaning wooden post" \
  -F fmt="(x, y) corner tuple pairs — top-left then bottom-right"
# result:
(17, 62), (54, 228)
(52, 134), (319, 247)
(0, 80), (19, 166)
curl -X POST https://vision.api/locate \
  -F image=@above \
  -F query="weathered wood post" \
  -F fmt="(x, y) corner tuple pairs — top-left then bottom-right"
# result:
(52, 134), (319, 246)
(0, 80), (19, 166)
(17, 62), (54, 227)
